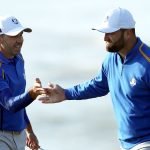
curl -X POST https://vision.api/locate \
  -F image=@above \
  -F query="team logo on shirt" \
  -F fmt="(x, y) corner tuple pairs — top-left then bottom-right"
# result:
(130, 77), (136, 87)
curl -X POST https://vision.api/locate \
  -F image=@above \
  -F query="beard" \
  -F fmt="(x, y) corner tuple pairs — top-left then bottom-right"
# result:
(106, 31), (125, 53)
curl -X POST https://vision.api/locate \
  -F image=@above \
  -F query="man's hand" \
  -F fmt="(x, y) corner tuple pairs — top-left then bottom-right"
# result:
(38, 83), (66, 103)
(28, 78), (46, 100)
(26, 132), (40, 150)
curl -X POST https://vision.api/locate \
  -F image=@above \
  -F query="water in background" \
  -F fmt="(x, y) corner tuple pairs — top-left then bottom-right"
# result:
(1, 0), (150, 149)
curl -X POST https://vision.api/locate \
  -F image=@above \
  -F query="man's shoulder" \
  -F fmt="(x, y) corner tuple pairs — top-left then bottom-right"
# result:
(16, 53), (24, 60)
(103, 53), (116, 65)
(139, 43), (150, 62)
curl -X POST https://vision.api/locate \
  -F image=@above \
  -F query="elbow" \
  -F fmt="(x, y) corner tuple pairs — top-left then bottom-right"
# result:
(6, 104), (20, 113)
(7, 107), (18, 113)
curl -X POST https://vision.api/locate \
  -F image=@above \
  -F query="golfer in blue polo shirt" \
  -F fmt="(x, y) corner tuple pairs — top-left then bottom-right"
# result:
(0, 16), (45, 150)
(39, 7), (150, 150)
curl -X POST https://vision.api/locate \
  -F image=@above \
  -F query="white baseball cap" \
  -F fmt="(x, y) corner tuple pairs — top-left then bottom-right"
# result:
(92, 7), (135, 33)
(0, 16), (32, 36)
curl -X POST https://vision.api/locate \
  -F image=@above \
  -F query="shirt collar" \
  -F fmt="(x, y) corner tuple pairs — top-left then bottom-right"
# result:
(117, 37), (142, 63)
(0, 52), (16, 64)
(126, 37), (142, 59)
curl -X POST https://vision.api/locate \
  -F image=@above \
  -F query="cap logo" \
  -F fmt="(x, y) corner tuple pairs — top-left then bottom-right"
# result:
(12, 18), (19, 24)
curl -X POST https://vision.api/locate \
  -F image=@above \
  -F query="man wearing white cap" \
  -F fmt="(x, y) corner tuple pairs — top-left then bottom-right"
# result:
(38, 7), (150, 150)
(0, 16), (46, 150)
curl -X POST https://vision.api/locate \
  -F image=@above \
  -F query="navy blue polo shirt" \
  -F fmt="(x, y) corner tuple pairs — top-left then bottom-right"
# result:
(65, 38), (150, 149)
(0, 52), (33, 131)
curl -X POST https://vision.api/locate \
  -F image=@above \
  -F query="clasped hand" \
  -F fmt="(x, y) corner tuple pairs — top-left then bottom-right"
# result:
(28, 78), (65, 103)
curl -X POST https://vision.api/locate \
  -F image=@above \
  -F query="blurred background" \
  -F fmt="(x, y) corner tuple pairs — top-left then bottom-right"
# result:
(1, 0), (150, 149)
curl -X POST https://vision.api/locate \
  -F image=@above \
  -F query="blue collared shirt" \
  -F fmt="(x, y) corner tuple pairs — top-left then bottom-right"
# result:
(65, 38), (150, 149)
(0, 52), (33, 131)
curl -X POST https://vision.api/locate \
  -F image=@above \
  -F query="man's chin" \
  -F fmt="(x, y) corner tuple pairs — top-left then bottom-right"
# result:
(13, 52), (20, 57)
(106, 47), (117, 53)
(106, 46), (113, 52)
(15, 49), (21, 54)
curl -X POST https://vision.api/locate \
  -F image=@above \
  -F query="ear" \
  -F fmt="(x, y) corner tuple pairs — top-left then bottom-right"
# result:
(0, 35), (3, 42)
(124, 29), (132, 40)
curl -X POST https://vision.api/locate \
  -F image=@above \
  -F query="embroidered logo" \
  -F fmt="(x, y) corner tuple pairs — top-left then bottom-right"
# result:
(12, 18), (19, 24)
(130, 77), (136, 87)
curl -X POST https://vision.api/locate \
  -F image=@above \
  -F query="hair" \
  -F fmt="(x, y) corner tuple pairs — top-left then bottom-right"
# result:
(120, 28), (136, 36)
(131, 28), (135, 35)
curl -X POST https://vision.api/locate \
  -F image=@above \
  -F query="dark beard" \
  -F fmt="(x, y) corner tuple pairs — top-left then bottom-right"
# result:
(106, 31), (125, 53)
(106, 44), (120, 52)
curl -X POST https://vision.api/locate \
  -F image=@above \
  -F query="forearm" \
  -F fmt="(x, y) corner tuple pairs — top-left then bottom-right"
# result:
(26, 122), (34, 134)
(65, 79), (109, 100)
(25, 120), (40, 149)
(0, 88), (33, 112)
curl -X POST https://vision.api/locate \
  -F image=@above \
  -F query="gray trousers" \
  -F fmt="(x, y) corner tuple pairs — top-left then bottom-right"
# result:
(0, 130), (26, 150)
